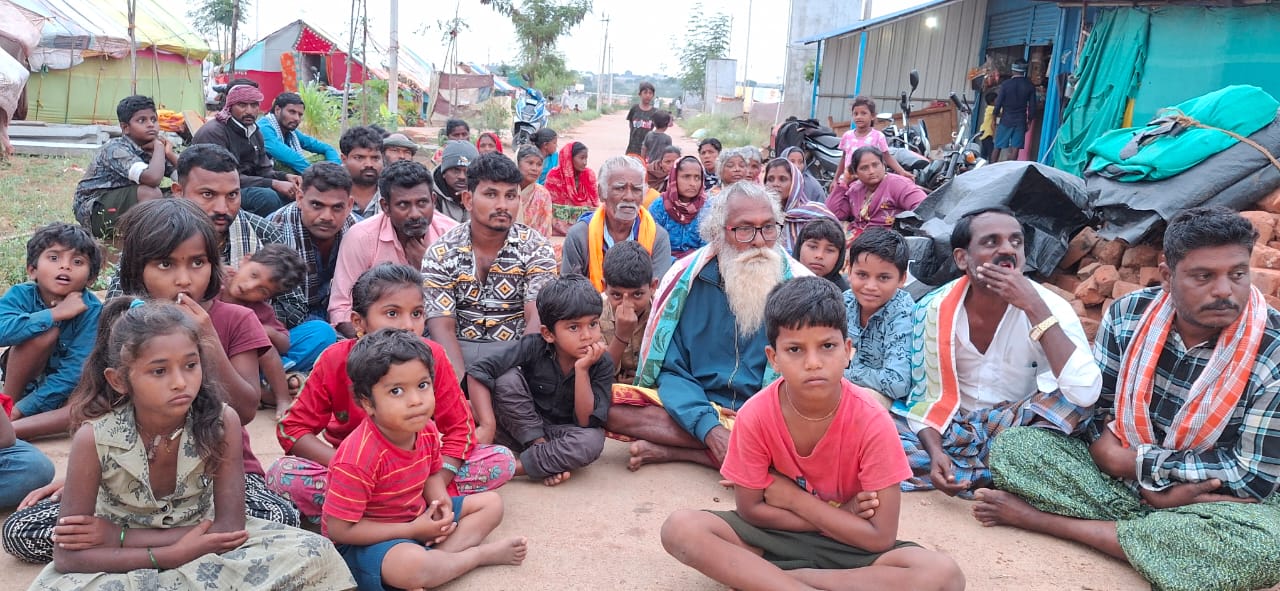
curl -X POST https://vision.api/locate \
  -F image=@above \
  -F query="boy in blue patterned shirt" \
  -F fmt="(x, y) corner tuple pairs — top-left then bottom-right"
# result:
(843, 227), (914, 405)
(0, 223), (102, 439)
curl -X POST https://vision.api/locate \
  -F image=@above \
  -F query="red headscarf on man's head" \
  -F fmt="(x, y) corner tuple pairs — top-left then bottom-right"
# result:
(477, 131), (504, 155)
(215, 84), (264, 123)
(544, 141), (598, 206)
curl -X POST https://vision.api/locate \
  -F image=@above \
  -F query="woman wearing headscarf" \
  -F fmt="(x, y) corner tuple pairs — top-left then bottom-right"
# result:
(648, 155), (709, 259)
(544, 141), (598, 235)
(476, 131), (504, 155)
(827, 145), (927, 241)
(515, 145), (554, 237)
(763, 157), (838, 252)
(780, 146), (827, 203)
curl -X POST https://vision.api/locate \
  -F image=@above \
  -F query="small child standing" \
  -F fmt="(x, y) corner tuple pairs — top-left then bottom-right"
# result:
(324, 328), (527, 591)
(661, 277), (963, 591)
(843, 228), (915, 406)
(599, 241), (656, 385)
(640, 110), (674, 163)
(27, 300), (352, 590)
(0, 222), (102, 440)
(218, 244), (331, 416)
(467, 274), (614, 486)
(837, 96), (911, 178)
(72, 95), (177, 238)
(792, 217), (850, 291)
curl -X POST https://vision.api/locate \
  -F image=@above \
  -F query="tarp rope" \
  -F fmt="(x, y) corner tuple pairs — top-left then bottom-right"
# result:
(1164, 108), (1280, 173)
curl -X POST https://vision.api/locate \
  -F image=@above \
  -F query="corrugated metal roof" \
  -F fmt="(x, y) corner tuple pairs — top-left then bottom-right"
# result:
(795, 0), (967, 44)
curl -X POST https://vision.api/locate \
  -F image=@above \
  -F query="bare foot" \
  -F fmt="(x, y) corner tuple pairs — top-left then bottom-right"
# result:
(628, 440), (669, 471)
(542, 471), (571, 486)
(475, 536), (529, 566)
(972, 488), (1043, 528)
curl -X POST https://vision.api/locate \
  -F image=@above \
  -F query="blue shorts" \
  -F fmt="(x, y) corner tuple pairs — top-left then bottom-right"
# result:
(337, 495), (466, 591)
(994, 123), (1026, 149)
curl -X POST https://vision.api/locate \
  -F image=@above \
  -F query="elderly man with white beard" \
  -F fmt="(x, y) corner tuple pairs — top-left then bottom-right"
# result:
(607, 182), (814, 470)
(562, 156), (674, 291)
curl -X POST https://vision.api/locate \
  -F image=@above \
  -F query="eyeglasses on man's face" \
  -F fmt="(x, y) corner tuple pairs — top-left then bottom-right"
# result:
(727, 223), (782, 243)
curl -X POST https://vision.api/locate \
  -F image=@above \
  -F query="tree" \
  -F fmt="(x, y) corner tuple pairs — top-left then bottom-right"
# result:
(189, 0), (249, 69)
(481, 0), (592, 95)
(677, 7), (731, 95)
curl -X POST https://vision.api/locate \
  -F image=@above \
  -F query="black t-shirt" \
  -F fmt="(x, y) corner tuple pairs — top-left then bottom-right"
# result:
(626, 105), (657, 155)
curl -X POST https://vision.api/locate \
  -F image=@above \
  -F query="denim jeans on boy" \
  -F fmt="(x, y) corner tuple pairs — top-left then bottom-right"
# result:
(0, 440), (55, 508)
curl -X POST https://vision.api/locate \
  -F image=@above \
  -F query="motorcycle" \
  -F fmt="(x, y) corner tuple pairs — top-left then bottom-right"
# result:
(512, 87), (548, 148)
(771, 117), (844, 189)
(917, 91), (987, 191)
(880, 69), (930, 156)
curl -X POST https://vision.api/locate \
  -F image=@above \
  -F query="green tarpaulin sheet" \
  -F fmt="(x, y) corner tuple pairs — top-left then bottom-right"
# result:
(1087, 85), (1279, 182)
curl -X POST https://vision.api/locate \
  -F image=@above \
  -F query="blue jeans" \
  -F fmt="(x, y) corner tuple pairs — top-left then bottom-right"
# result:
(240, 186), (289, 219)
(0, 440), (54, 508)
(283, 319), (337, 373)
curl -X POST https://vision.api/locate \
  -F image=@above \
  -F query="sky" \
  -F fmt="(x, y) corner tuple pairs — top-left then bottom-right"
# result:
(187, 0), (927, 85)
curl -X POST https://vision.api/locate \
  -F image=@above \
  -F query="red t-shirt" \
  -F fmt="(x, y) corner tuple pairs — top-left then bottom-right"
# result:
(277, 337), (475, 463)
(217, 295), (286, 334)
(721, 379), (911, 505)
(207, 298), (272, 476)
(323, 418), (442, 535)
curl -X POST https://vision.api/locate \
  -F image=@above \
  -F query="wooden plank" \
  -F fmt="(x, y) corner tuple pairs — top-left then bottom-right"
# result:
(183, 110), (207, 135)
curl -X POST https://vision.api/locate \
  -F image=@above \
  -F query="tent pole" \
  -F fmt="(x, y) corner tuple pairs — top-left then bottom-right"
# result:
(343, 1), (358, 132)
(388, 0), (399, 119)
(229, 0), (239, 73)
(128, 0), (138, 94)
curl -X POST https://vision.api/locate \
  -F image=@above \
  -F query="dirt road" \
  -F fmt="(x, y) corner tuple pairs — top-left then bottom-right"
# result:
(0, 112), (1151, 590)
(560, 110), (701, 166)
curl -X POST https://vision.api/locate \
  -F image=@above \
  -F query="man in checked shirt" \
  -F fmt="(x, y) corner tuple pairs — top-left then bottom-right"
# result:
(974, 206), (1280, 591)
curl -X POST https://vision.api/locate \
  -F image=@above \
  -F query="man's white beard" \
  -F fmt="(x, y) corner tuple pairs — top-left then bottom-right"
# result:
(719, 244), (783, 337)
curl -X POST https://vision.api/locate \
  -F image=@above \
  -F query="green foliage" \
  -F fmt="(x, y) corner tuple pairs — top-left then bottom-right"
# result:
(804, 60), (816, 83)
(477, 100), (513, 137)
(677, 6), (732, 94)
(682, 112), (768, 150)
(189, 0), (249, 60)
(548, 108), (602, 131)
(0, 155), (91, 291)
(297, 83), (341, 139)
(351, 80), (398, 129)
(483, 0), (592, 94)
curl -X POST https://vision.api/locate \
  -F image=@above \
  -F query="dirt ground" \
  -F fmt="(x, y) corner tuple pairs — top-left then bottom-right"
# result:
(0, 112), (1156, 589)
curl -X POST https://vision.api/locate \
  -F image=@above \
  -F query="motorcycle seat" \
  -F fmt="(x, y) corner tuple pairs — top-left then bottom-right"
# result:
(812, 135), (841, 150)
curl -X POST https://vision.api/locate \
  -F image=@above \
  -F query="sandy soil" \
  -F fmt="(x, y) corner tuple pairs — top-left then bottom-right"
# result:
(0, 113), (1155, 589)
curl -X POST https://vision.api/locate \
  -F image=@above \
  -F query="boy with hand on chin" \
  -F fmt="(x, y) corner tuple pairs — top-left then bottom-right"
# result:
(324, 329), (526, 591)
(661, 277), (964, 591)
(599, 241), (657, 385)
(73, 95), (177, 238)
(467, 275), (615, 487)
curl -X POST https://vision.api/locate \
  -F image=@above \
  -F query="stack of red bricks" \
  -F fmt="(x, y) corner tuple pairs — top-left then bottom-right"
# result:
(1040, 186), (1280, 342)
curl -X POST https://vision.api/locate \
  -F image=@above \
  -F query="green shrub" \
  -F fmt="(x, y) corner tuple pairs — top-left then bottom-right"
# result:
(682, 112), (768, 149)
(476, 99), (513, 138)
(297, 82), (341, 139)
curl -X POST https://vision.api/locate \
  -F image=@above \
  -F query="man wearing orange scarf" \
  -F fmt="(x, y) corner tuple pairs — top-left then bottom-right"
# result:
(975, 207), (1280, 591)
(561, 156), (672, 291)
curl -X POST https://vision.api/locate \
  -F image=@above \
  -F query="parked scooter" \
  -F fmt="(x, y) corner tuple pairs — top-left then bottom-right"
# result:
(917, 91), (987, 191)
(512, 87), (548, 148)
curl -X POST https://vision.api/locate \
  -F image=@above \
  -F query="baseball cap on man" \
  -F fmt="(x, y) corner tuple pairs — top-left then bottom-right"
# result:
(441, 140), (479, 171)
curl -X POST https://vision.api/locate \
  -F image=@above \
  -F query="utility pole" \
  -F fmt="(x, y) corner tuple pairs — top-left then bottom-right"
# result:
(597, 13), (609, 112)
(607, 43), (614, 104)
(742, 0), (752, 97)
(388, 0), (399, 119)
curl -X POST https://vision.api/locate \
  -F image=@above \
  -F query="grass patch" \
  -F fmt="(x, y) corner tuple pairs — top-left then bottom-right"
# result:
(680, 112), (769, 150)
(549, 108), (602, 133)
(0, 155), (89, 291)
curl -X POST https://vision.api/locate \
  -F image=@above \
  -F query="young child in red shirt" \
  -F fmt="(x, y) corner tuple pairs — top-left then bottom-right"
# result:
(661, 277), (964, 591)
(323, 328), (527, 590)
(269, 263), (514, 522)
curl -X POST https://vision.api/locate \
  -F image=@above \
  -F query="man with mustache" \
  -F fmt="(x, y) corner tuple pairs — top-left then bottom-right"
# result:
(424, 152), (557, 381)
(258, 92), (341, 175)
(329, 160), (458, 339)
(561, 156), (673, 291)
(896, 207), (1100, 498)
(431, 140), (478, 224)
(608, 182), (813, 470)
(339, 126), (385, 220)
(191, 83), (301, 218)
(973, 206), (1280, 591)
(266, 162), (357, 346)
